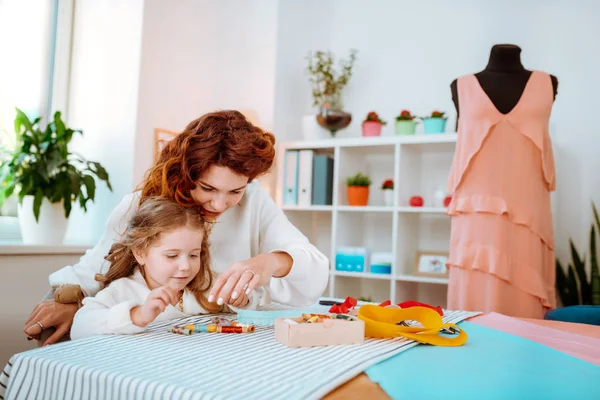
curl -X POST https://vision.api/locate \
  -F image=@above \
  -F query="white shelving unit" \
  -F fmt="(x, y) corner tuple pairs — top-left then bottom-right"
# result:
(276, 133), (456, 307)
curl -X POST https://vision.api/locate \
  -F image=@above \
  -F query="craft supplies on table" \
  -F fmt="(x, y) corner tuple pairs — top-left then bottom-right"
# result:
(275, 313), (365, 348)
(358, 304), (468, 346)
(168, 322), (256, 335)
(168, 316), (256, 335)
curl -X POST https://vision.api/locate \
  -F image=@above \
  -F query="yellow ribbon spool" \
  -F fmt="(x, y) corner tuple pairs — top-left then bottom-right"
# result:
(357, 305), (468, 346)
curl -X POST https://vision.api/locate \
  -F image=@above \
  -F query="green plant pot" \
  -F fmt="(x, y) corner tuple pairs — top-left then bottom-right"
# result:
(395, 120), (416, 135)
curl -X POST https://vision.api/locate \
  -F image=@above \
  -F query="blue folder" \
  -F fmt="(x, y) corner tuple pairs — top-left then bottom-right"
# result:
(366, 321), (600, 400)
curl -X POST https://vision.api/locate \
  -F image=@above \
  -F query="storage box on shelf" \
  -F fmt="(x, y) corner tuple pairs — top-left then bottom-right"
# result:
(276, 134), (456, 307)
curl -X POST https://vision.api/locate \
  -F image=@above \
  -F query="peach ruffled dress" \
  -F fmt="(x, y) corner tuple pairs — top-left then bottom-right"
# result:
(446, 71), (557, 318)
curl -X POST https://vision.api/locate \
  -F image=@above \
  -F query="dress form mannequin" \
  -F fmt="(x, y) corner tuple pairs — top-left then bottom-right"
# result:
(445, 43), (559, 318)
(451, 44), (559, 123)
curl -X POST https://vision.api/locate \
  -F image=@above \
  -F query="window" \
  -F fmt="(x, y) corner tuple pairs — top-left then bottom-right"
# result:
(0, 0), (73, 221)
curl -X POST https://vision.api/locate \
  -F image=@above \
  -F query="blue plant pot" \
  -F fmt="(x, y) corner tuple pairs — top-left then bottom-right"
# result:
(423, 118), (446, 134)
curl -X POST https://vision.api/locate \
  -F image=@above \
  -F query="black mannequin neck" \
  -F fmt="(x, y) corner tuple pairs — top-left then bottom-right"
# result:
(484, 44), (527, 73)
(450, 44), (558, 123)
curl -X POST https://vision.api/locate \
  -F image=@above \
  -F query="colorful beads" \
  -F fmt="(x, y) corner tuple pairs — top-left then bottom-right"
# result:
(168, 321), (256, 335)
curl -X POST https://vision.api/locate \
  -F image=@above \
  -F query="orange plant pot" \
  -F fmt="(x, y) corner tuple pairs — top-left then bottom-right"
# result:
(347, 186), (369, 206)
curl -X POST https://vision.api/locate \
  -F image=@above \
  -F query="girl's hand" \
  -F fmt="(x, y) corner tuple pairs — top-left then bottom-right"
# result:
(131, 286), (179, 327)
(208, 252), (292, 306)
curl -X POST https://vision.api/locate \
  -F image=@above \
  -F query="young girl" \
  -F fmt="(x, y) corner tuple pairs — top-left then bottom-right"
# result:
(70, 197), (260, 340)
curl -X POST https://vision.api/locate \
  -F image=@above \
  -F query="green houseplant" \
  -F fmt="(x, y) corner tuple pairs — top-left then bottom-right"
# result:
(0, 108), (112, 244)
(306, 49), (358, 109)
(555, 202), (600, 306)
(306, 49), (358, 136)
(345, 172), (371, 206)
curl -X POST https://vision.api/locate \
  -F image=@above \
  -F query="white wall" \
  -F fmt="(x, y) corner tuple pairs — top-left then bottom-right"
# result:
(272, 0), (334, 142)
(63, 0), (144, 244)
(274, 0), (600, 264)
(133, 0), (280, 193)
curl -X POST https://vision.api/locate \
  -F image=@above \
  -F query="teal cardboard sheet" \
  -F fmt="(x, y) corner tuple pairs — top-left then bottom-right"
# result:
(365, 321), (600, 400)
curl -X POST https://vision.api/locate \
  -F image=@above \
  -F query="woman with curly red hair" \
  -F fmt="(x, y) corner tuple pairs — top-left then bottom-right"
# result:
(24, 110), (329, 345)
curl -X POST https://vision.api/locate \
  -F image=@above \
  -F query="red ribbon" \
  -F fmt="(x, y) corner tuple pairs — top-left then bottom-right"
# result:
(328, 296), (358, 314)
(378, 300), (392, 307)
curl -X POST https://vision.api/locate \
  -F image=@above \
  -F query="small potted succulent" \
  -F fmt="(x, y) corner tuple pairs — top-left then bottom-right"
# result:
(394, 110), (418, 135)
(345, 172), (372, 206)
(381, 179), (394, 206)
(361, 111), (387, 137)
(422, 110), (447, 134)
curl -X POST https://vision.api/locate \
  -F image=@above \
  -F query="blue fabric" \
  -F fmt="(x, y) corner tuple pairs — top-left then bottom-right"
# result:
(365, 321), (600, 400)
(545, 305), (600, 326)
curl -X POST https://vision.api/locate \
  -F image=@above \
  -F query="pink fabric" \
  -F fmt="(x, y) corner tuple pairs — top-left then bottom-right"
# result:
(470, 313), (600, 366)
(521, 318), (600, 338)
(447, 213), (555, 312)
(446, 71), (557, 317)
(449, 266), (548, 319)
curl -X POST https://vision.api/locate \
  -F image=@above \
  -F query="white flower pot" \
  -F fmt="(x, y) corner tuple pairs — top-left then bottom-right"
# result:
(383, 190), (394, 206)
(17, 196), (69, 245)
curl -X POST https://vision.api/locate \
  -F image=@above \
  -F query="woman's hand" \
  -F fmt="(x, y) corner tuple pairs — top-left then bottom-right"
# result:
(131, 286), (179, 327)
(24, 300), (79, 346)
(208, 252), (292, 305)
(227, 291), (250, 308)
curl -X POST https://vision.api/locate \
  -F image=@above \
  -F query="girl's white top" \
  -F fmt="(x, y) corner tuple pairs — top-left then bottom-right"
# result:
(49, 180), (329, 308)
(70, 268), (263, 339)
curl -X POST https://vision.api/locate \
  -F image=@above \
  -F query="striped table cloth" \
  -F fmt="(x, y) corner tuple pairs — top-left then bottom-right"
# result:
(1, 310), (478, 400)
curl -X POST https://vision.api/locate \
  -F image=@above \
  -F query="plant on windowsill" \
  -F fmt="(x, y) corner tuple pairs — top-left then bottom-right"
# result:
(345, 172), (371, 206)
(0, 108), (112, 244)
(555, 202), (600, 306)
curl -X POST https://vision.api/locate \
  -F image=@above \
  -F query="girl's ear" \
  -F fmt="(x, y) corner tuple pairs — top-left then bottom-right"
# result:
(132, 247), (147, 266)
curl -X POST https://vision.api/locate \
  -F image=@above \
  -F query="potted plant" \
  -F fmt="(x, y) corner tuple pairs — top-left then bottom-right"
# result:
(306, 49), (358, 137)
(345, 172), (371, 206)
(394, 110), (418, 135)
(422, 110), (447, 134)
(381, 179), (394, 206)
(362, 111), (387, 137)
(0, 108), (112, 244)
(556, 202), (600, 306)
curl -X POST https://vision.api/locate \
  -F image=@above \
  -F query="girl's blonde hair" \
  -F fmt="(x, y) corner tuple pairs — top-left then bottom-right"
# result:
(96, 196), (220, 313)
